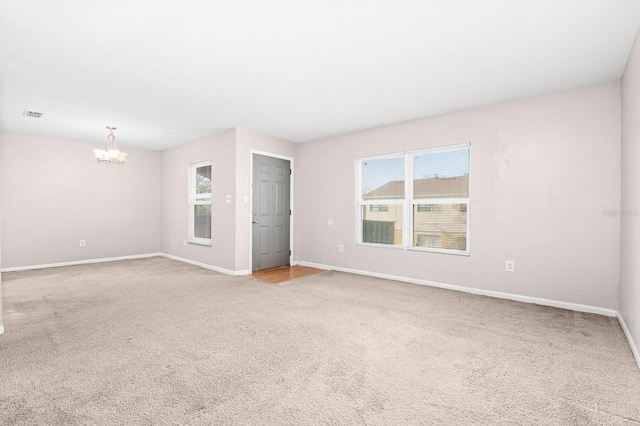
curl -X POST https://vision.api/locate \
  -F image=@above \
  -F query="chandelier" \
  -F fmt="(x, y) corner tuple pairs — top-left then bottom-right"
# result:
(94, 126), (127, 164)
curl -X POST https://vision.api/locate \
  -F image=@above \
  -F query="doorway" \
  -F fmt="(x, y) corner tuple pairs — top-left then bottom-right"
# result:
(251, 154), (291, 271)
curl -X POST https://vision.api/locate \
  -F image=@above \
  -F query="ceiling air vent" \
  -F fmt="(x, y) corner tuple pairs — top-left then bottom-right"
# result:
(23, 110), (44, 118)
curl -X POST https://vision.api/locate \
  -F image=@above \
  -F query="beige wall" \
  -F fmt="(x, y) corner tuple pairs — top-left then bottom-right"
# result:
(160, 130), (237, 272)
(621, 31), (640, 362)
(296, 82), (621, 309)
(160, 128), (297, 273)
(0, 132), (162, 268)
(0, 128), (297, 276)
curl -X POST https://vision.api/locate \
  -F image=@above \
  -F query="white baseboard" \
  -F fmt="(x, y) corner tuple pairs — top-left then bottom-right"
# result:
(0, 255), (621, 316)
(159, 253), (250, 276)
(297, 261), (618, 318)
(617, 312), (640, 369)
(0, 252), (252, 276)
(0, 325), (4, 335)
(1, 253), (164, 272)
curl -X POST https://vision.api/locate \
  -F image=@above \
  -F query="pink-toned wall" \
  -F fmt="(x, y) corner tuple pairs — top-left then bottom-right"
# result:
(160, 130), (238, 272)
(234, 129), (297, 272)
(0, 132), (162, 268)
(0, 127), (297, 277)
(160, 128), (296, 273)
(295, 82), (621, 309)
(621, 32), (640, 362)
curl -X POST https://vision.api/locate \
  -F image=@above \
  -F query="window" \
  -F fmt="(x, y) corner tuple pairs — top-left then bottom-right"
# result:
(417, 204), (440, 213)
(188, 161), (212, 245)
(357, 144), (470, 255)
(360, 155), (405, 246)
(417, 234), (441, 248)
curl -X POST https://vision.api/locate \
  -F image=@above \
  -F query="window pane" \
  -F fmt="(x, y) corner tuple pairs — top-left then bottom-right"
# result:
(194, 204), (211, 239)
(417, 204), (440, 213)
(196, 165), (212, 194)
(417, 234), (441, 248)
(413, 203), (467, 250)
(361, 157), (405, 199)
(370, 204), (389, 212)
(414, 149), (469, 198)
(362, 205), (403, 245)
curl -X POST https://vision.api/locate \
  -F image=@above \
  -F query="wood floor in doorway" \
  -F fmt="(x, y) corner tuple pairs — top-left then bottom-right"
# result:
(251, 265), (326, 284)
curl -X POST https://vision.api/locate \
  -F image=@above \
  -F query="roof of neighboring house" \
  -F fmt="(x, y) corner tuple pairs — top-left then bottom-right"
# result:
(363, 176), (469, 199)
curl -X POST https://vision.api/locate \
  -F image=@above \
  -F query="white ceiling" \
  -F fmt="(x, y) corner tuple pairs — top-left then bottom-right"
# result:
(1, 0), (640, 151)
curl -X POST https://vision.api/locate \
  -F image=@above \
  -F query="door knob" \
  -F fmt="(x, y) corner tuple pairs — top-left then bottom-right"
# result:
(252, 220), (258, 224)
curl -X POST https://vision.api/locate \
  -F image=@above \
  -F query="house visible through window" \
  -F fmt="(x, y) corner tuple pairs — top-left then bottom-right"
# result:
(357, 144), (470, 255)
(417, 204), (440, 212)
(188, 161), (212, 245)
(359, 155), (405, 246)
(417, 234), (441, 248)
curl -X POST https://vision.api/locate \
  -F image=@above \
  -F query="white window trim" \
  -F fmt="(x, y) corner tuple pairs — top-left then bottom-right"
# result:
(188, 160), (212, 246)
(356, 143), (470, 256)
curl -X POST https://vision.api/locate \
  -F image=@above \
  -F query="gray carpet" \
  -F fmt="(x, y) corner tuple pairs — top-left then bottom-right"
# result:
(0, 257), (639, 425)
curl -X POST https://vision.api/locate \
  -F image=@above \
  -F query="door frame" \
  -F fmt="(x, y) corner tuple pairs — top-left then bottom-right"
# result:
(249, 150), (295, 271)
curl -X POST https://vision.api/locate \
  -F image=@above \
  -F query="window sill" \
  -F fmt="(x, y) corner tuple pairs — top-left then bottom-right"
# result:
(356, 242), (469, 256)
(407, 246), (470, 256)
(188, 239), (211, 246)
(356, 242), (405, 250)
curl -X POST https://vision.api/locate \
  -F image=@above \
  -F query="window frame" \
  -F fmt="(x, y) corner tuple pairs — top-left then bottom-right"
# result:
(356, 143), (470, 256)
(188, 160), (212, 246)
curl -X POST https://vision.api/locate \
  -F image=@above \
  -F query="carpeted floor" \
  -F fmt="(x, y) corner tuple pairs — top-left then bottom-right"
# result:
(0, 257), (639, 425)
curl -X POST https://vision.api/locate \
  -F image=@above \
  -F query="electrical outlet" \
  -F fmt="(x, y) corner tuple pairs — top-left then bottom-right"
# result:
(79, 239), (86, 248)
(338, 244), (344, 253)
(506, 260), (515, 273)
(225, 194), (232, 203)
